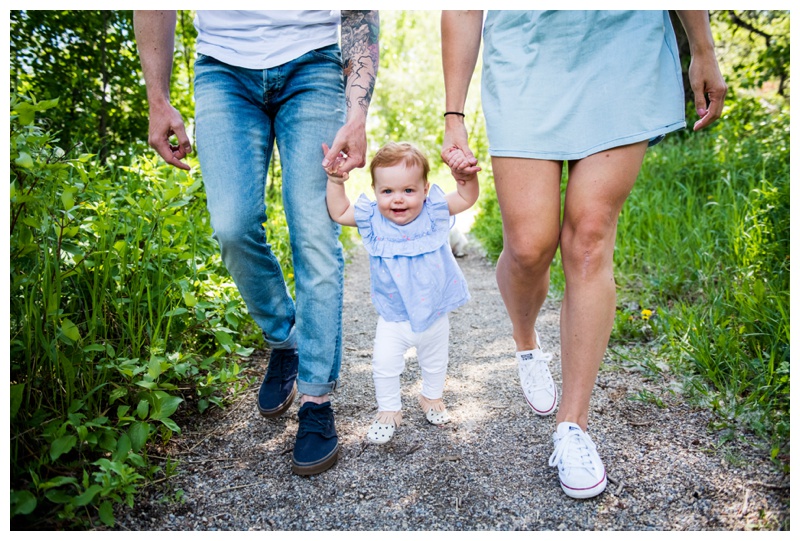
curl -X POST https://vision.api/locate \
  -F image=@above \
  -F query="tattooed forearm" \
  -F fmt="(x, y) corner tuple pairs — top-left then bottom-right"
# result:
(341, 10), (380, 118)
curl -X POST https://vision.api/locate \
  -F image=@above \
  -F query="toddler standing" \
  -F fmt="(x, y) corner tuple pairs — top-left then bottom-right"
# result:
(325, 141), (479, 444)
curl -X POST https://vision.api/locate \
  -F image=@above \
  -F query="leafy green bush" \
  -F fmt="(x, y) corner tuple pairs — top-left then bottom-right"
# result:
(9, 95), (259, 527)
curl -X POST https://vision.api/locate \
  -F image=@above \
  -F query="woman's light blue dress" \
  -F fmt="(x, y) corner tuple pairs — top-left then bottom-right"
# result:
(354, 185), (470, 333)
(481, 10), (686, 160)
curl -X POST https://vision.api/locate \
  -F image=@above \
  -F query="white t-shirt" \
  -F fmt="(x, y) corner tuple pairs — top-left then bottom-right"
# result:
(194, 10), (341, 70)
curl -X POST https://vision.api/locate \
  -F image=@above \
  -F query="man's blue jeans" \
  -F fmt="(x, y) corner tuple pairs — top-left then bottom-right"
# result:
(194, 45), (345, 396)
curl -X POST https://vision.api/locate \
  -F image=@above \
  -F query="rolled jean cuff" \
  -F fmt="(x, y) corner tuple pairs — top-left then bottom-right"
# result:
(297, 378), (338, 397)
(263, 327), (297, 351)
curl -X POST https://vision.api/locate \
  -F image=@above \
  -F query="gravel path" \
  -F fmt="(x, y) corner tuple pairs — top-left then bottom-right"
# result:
(115, 240), (789, 531)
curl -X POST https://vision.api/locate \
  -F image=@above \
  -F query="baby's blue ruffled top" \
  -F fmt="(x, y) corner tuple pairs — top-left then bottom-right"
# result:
(354, 184), (470, 332)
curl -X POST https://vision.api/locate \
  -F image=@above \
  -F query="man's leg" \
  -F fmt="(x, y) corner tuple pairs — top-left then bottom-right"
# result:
(273, 45), (346, 475)
(194, 57), (297, 352)
(195, 57), (301, 419)
(274, 45), (346, 400)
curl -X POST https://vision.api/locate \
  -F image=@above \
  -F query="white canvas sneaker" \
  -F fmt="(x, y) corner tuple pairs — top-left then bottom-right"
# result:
(516, 333), (557, 415)
(548, 422), (608, 499)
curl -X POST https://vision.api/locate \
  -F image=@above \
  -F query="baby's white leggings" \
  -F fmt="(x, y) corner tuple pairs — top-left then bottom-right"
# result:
(372, 315), (450, 412)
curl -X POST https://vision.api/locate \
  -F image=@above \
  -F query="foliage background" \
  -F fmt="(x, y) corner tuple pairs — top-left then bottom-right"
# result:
(7, 10), (790, 529)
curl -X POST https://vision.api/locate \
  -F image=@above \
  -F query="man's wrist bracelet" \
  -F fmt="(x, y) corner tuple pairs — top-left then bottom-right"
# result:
(443, 111), (465, 118)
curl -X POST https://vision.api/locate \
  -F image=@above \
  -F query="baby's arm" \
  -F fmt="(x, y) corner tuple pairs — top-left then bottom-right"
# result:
(323, 143), (357, 227)
(442, 146), (480, 216)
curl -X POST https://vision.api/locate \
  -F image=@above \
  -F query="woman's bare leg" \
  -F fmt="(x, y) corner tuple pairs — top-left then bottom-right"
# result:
(557, 142), (648, 430)
(492, 157), (562, 352)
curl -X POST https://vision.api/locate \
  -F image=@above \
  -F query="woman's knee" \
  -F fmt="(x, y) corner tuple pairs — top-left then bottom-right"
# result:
(560, 217), (616, 275)
(502, 235), (559, 273)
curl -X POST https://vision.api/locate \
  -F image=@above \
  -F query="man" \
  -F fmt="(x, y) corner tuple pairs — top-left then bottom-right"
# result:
(133, 10), (379, 476)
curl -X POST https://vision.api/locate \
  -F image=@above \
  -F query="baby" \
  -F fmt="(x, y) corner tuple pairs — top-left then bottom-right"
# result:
(325, 141), (479, 443)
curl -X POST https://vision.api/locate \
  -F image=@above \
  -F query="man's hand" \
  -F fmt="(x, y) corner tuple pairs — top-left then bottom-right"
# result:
(322, 143), (350, 182)
(148, 101), (192, 170)
(322, 121), (366, 176)
(331, 11), (379, 176)
(134, 10), (192, 171)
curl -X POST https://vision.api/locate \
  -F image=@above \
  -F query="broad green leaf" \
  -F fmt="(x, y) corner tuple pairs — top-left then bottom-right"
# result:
(159, 417), (181, 433)
(183, 291), (197, 307)
(127, 453), (146, 468)
(21, 216), (40, 229)
(73, 484), (102, 506)
(61, 190), (75, 210)
(38, 476), (77, 490)
(15, 104), (35, 125)
(10, 383), (24, 419)
(60, 242), (83, 257)
(148, 356), (163, 379)
(109, 387), (127, 403)
(15, 152), (34, 168)
(136, 399), (149, 419)
(150, 392), (183, 420)
(113, 433), (132, 462)
(10, 490), (37, 516)
(45, 490), (73, 504)
(68, 399), (85, 414)
(128, 422), (149, 452)
(164, 215), (187, 226)
(99, 431), (117, 452)
(49, 434), (77, 461)
(214, 330), (234, 352)
(61, 319), (81, 342)
(99, 500), (115, 527)
(35, 98), (60, 111)
(82, 344), (106, 352)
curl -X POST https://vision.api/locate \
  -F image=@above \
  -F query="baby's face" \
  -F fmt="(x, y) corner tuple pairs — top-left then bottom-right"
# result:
(373, 163), (428, 226)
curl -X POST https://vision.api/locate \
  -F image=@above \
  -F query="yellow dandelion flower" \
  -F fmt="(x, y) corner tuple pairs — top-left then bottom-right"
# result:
(641, 309), (653, 321)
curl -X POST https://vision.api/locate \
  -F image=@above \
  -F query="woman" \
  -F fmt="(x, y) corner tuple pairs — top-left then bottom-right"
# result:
(441, 10), (726, 498)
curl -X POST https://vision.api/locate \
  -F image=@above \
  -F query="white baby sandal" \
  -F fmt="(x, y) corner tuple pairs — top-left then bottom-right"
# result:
(418, 395), (451, 425)
(366, 411), (403, 444)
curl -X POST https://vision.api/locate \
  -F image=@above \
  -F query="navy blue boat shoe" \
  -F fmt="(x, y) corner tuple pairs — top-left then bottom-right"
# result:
(292, 401), (339, 476)
(257, 348), (298, 418)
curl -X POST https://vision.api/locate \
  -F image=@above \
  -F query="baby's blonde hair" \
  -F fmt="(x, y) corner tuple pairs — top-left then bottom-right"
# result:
(369, 142), (430, 187)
